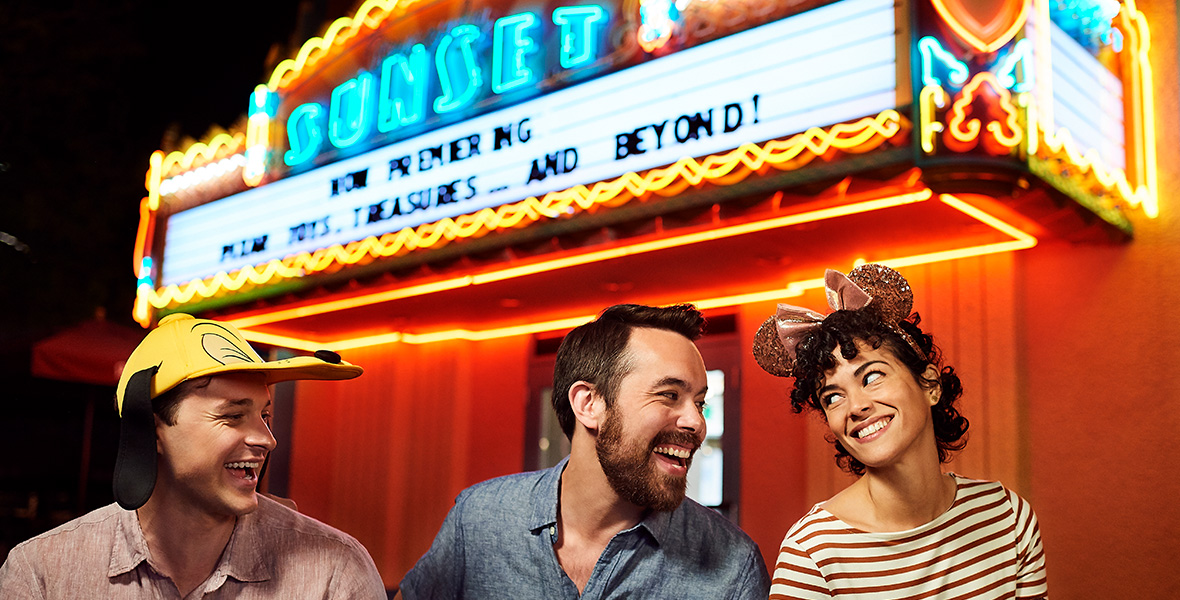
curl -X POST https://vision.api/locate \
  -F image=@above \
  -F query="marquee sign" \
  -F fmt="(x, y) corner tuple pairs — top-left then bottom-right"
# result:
(161, 0), (897, 286)
(133, 0), (1159, 326)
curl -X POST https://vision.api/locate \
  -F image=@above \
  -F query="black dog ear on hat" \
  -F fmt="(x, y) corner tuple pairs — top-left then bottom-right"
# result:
(113, 366), (160, 510)
(314, 349), (342, 364)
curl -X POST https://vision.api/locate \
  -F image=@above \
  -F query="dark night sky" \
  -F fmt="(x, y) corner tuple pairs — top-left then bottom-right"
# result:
(0, 2), (309, 531)
(1, 1), (302, 358)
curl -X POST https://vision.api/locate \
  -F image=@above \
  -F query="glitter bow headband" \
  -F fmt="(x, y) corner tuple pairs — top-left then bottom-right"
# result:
(752, 264), (925, 378)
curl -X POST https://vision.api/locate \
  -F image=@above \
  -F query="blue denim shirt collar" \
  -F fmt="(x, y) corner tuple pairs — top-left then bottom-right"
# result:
(529, 455), (671, 547)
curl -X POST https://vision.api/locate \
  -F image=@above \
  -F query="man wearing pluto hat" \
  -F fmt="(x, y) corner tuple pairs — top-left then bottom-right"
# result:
(0, 314), (386, 599)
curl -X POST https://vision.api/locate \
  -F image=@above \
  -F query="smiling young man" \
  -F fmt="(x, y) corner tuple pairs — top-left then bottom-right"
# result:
(397, 304), (770, 599)
(0, 314), (387, 599)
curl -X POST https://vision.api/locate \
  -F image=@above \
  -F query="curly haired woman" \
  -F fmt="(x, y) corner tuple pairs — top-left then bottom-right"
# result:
(753, 264), (1047, 600)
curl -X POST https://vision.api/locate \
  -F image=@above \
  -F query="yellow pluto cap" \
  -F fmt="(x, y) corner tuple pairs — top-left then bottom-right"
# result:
(115, 313), (362, 415)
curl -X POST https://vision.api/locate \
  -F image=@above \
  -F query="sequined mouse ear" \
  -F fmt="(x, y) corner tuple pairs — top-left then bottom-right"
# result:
(848, 264), (914, 324)
(753, 316), (796, 378)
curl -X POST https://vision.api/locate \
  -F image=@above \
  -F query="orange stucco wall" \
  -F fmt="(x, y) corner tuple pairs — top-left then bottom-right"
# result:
(288, 336), (530, 589)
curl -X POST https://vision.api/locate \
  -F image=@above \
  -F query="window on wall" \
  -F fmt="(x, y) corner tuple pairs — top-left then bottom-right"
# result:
(525, 314), (742, 520)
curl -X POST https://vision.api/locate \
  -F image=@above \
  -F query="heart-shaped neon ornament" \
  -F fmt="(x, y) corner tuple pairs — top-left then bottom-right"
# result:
(930, 0), (1030, 54)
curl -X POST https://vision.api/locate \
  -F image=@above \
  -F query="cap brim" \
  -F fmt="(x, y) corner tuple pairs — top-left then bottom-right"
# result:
(188, 357), (363, 385)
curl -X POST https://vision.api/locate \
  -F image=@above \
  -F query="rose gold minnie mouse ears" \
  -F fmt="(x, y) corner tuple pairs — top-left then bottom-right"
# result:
(752, 264), (923, 378)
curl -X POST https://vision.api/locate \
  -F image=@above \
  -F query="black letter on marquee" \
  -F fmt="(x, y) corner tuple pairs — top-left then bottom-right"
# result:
(494, 124), (513, 150)
(389, 156), (411, 179)
(675, 110), (714, 143)
(724, 103), (743, 133)
(615, 129), (645, 160)
(650, 121), (668, 150)
(418, 146), (444, 171)
(437, 180), (459, 205)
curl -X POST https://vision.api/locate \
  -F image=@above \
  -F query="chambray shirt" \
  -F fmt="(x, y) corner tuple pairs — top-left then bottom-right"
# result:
(0, 495), (385, 599)
(399, 457), (770, 599)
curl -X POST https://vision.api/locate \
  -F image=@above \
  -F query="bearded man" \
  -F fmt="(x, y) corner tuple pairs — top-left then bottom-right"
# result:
(397, 304), (769, 599)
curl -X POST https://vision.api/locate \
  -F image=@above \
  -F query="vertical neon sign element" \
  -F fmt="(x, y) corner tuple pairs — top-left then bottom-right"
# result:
(553, 5), (607, 68)
(435, 25), (483, 113)
(329, 72), (375, 149)
(918, 37), (968, 87)
(493, 13), (539, 93)
(285, 103), (325, 166)
(244, 85), (275, 187)
(134, 256), (154, 325)
(147, 150), (164, 210)
(994, 39), (1034, 92)
(378, 44), (428, 133)
(919, 85), (948, 154)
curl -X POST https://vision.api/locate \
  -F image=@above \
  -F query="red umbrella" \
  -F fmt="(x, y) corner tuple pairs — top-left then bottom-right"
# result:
(31, 310), (145, 386)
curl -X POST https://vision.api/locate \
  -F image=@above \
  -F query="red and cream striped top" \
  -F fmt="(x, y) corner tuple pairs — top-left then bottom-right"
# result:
(770, 476), (1048, 599)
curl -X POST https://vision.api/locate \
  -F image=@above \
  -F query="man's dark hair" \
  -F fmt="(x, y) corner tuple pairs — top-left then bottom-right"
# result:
(150, 376), (211, 426)
(789, 309), (969, 475)
(551, 304), (705, 439)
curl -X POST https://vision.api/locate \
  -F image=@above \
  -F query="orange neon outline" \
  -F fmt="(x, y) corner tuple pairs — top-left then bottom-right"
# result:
(229, 192), (1036, 351)
(1118, 0), (1158, 218)
(1022, 0), (1156, 218)
(132, 197), (155, 274)
(929, 0), (1029, 54)
(945, 72), (1022, 155)
(139, 110), (905, 311)
(221, 188), (932, 329)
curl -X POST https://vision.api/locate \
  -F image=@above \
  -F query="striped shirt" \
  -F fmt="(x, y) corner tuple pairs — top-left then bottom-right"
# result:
(770, 476), (1048, 599)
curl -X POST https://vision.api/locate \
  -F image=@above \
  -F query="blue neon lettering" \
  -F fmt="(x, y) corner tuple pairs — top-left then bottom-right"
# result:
(329, 72), (375, 148)
(553, 5), (606, 68)
(492, 13), (539, 93)
(434, 25), (483, 113)
(379, 43), (428, 132)
(284, 103), (324, 166)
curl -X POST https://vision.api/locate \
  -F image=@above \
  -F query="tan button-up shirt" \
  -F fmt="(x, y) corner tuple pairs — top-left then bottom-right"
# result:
(0, 495), (385, 599)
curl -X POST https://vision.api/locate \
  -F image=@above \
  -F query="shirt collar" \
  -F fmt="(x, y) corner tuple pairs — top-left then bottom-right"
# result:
(105, 501), (273, 584)
(528, 456), (567, 532)
(526, 455), (674, 547)
(108, 507), (150, 578)
(217, 507), (271, 584)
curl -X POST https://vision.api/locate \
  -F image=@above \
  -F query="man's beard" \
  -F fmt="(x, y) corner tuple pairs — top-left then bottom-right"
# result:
(595, 406), (699, 512)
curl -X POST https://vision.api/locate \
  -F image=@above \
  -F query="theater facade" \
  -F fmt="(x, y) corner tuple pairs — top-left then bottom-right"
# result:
(131, 0), (1177, 595)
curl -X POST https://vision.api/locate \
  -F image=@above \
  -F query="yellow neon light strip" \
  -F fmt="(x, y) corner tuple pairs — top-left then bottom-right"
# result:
(146, 134), (246, 208)
(224, 189), (930, 329)
(142, 111), (904, 311)
(231, 191), (1037, 350)
(267, 0), (418, 91)
(919, 85), (947, 154)
(1035, 123), (1153, 215)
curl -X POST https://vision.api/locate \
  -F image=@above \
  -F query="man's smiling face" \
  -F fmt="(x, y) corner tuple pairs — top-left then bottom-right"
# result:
(153, 372), (277, 520)
(596, 327), (708, 512)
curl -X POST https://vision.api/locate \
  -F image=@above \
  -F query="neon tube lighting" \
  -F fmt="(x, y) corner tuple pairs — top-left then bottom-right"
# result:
(224, 189), (931, 329)
(229, 191), (1038, 350)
